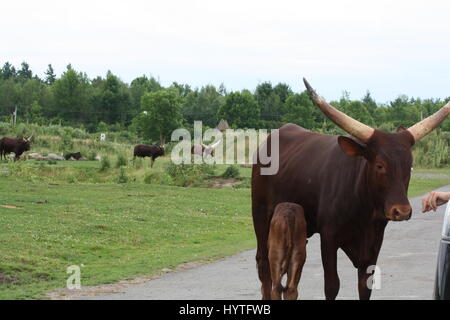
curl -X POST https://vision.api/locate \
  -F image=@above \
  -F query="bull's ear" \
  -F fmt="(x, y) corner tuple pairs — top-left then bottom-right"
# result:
(338, 136), (365, 157)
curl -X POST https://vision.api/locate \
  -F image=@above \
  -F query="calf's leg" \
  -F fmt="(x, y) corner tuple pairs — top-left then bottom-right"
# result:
(284, 250), (306, 300)
(268, 249), (284, 300)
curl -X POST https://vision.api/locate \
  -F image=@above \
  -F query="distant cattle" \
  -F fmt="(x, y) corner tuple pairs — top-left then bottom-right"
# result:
(133, 144), (165, 167)
(191, 140), (221, 157)
(268, 202), (307, 300)
(0, 135), (32, 160)
(64, 152), (82, 160)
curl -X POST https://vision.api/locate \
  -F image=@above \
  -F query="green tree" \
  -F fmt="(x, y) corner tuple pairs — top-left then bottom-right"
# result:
(52, 66), (92, 124)
(130, 75), (162, 111)
(170, 82), (192, 97)
(255, 82), (282, 122)
(29, 100), (44, 124)
(1, 62), (16, 80)
(273, 83), (293, 104)
(135, 88), (183, 144)
(99, 71), (131, 124)
(182, 85), (224, 127)
(45, 64), (56, 84)
(362, 91), (377, 115)
(344, 101), (374, 126)
(17, 62), (32, 81)
(282, 92), (316, 129)
(0, 78), (20, 111)
(217, 90), (260, 128)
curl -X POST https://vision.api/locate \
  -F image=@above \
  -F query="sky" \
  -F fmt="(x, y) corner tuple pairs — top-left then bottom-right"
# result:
(2, 0), (450, 103)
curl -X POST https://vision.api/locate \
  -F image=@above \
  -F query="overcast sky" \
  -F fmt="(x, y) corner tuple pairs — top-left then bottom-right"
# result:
(2, 0), (450, 102)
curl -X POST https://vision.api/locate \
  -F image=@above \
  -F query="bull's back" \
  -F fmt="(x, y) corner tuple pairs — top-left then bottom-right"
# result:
(0, 137), (16, 153)
(252, 123), (354, 236)
(134, 144), (151, 157)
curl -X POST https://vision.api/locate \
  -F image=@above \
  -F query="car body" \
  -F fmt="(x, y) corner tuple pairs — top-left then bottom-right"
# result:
(434, 202), (450, 299)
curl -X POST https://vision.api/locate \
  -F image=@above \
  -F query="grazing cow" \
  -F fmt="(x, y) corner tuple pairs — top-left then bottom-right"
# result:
(252, 78), (450, 300)
(191, 140), (221, 157)
(64, 152), (82, 160)
(0, 135), (32, 160)
(133, 144), (164, 168)
(268, 202), (307, 300)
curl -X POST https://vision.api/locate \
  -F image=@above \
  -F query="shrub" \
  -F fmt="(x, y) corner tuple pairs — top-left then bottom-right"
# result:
(233, 179), (251, 189)
(143, 171), (173, 185)
(115, 153), (128, 168)
(165, 161), (215, 187)
(222, 165), (240, 179)
(60, 132), (74, 151)
(413, 131), (449, 167)
(66, 172), (78, 184)
(132, 157), (143, 169)
(87, 151), (97, 161)
(99, 156), (111, 172)
(117, 167), (129, 184)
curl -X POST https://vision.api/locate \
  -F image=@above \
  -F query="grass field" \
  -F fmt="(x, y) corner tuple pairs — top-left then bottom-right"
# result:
(0, 179), (254, 299)
(0, 158), (448, 299)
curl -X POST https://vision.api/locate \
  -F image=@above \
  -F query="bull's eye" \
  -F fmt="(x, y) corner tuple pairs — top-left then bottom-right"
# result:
(375, 163), (386, 173)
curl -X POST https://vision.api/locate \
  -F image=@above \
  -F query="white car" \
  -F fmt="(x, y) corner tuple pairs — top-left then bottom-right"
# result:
(434, 202), (450, 299)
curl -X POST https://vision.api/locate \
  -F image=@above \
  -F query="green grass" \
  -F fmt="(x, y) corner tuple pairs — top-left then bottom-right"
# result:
(413, 167), (450, 175)
(0, 179), (254, 299)
(408, 176), (450, 198)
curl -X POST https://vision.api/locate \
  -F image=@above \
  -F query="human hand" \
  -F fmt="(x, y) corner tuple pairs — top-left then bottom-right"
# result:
(422, 191), (450, 213)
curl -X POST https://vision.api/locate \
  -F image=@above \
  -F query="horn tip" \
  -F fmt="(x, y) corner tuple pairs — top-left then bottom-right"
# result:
(302, 78), (320, 102)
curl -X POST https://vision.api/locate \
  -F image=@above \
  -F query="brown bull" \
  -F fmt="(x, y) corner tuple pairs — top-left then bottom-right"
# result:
(133, 144), (164, 168)
(252, 78), (450, 300)
(0, 135), (32, 161)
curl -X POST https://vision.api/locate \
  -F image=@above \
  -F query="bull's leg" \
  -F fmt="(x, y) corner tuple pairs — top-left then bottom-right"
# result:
(320, 236), (340, 300)
(357, 266), (374, 300)
(357, 248), (382, 300)
(256, 241), (272, 300)
(253, 204), (272, 300)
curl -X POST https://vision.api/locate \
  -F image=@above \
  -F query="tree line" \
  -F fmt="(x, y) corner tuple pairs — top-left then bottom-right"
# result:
(1, 61), (449, 144)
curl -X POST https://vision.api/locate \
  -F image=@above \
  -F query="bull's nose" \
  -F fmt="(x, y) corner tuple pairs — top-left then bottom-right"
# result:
(388, 205), (412, 221)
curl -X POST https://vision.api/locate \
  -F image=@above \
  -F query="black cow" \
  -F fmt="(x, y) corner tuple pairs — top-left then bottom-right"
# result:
(0, 136), (32, 161)
(133, 144), (165, 167)
(64, 152), (82, 160)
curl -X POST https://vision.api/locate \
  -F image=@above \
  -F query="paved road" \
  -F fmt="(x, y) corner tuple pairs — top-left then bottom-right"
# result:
(88, 185), (449, 300)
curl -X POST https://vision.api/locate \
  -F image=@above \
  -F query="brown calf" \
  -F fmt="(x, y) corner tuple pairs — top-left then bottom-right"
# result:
(268, 202), (307, 300)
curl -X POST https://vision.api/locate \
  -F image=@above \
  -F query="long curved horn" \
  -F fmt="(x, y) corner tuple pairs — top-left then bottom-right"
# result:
(407, 102), (450, 142)
(26, 133), (34, 141)
(303, 78), (374, 142)
(208, 139), (222, 150)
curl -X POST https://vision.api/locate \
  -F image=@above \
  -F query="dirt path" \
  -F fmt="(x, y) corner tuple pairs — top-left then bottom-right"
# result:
(49, 184), (450, 300)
